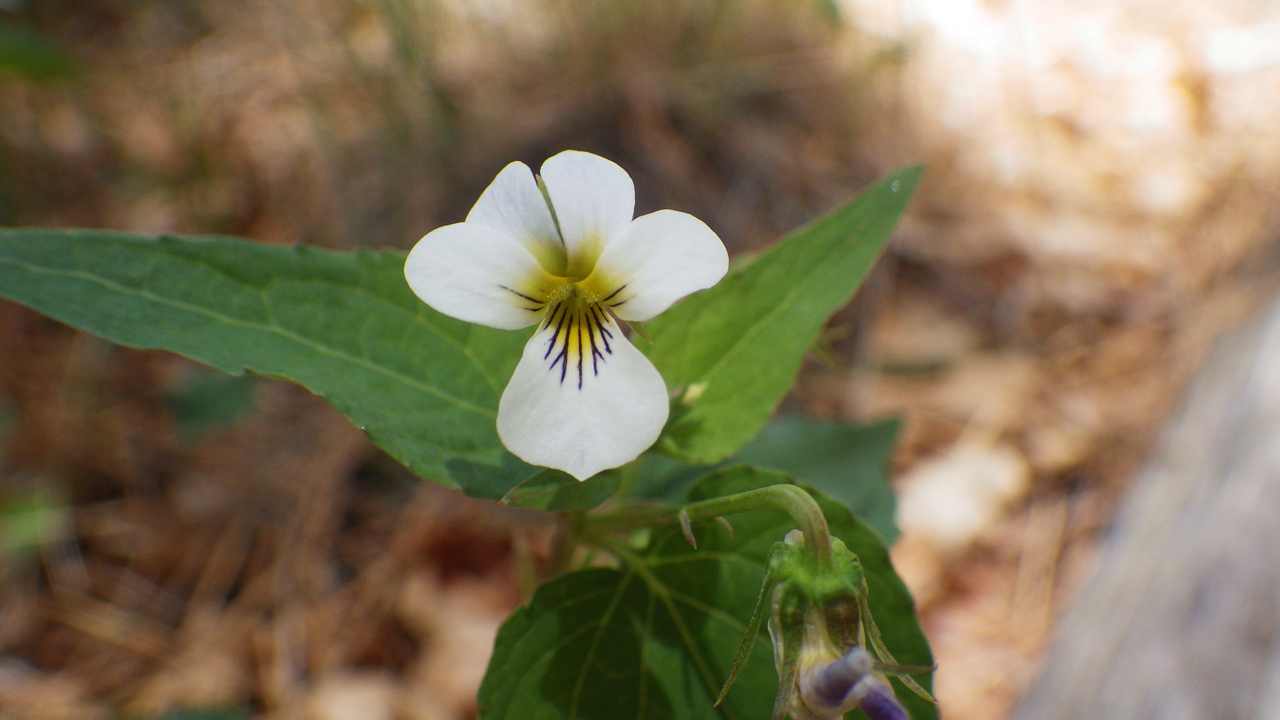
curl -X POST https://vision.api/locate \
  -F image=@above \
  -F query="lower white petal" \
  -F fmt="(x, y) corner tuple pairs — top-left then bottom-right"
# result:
(593, 209), (728, 322)
(497, 309), (669, 480)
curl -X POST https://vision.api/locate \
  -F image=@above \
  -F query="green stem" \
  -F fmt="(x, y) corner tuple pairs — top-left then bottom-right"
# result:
(611, 457), (642, 501)
(587, 484), (834, 569)
(544, 511), (584, 580)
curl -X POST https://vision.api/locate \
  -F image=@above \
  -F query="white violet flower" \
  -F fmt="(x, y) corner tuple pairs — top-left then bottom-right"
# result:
(404, 150), (728, 480)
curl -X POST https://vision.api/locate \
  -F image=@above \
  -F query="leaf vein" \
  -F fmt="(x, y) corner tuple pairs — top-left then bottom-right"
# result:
(570, 570), (634, 719)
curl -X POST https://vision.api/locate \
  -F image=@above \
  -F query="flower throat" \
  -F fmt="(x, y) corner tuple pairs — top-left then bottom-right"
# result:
(540, 284), (621, 390)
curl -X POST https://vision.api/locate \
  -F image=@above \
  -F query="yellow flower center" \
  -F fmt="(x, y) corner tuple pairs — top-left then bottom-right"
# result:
(535, 272), (630, 389)
(498, 262), (630, 389)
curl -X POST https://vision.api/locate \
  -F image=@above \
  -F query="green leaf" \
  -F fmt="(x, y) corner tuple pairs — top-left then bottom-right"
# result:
(479, 466), (934, 720)
(0, 229), (528, 489)
(735, 416), (901, 543)
(645, 167), (921, 464)
(624, 451), (715, 504)
(446, 452), (545, 500)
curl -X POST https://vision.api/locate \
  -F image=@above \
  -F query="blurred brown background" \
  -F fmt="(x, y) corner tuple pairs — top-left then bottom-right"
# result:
(2, 1), (1279, 719)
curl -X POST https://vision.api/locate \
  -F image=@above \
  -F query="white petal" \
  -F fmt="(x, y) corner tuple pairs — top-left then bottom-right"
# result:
(593, 209), (729, 322)
(497, 309), (669, 479)
(405, 223), (550, 330)
(465, 161), (567, 274)
(539, 151), (635, 275)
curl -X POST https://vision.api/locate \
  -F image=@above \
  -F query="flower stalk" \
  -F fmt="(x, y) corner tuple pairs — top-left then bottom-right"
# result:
(681, 485), (834, 568)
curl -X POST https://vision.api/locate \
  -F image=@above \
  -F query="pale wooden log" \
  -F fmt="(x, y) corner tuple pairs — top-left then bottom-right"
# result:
(1014, 289), (1280, 720)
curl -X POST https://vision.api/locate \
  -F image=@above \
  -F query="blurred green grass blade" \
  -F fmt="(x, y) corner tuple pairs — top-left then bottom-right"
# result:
(164, 371), (258, 441)
(645, 166), (921, 465)
(479, 466), (935, 720)
(1, 491), (70, 556)
(0, 229), (528, 487)
(0, 26), (77, 81)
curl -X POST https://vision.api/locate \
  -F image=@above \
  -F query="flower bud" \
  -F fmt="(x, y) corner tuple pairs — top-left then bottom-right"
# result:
(801, 643), (873, 715)
(718, 530), (930, 720)
(781, 606), (911, 720)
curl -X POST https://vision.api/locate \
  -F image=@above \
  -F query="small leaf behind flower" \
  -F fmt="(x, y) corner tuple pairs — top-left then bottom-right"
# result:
(164, 371), (258, 441)
(478, 466), (935, 720)
(736, 416), (902, 543)
(501, 469), (620, 511)
(627, 417), (903, 543)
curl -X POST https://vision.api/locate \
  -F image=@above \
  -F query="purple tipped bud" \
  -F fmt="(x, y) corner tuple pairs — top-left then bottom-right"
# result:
(807, 653), (864, 708)
(858, 682), (909, 720)
(799, 647), (878, 718)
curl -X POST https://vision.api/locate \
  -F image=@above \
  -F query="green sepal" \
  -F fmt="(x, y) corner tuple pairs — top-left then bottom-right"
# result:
(768, 582), (806, 720)
(858, 582), (937, 704)
(713, 554), (778, 707)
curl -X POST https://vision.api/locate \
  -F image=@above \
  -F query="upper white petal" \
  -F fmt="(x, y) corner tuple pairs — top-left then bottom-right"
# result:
(405, 223), (548, 330)
(594, 209), (729, 322)
(497, 313), (669, 480)
(465, 161), (565, 273)
(539, 151), (635, 269)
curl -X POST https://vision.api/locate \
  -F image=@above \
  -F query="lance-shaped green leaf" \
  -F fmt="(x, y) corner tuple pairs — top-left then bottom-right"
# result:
(645, 167), (921, 465)
(0, 229), (529, 489)
(478, 466), (935, 720)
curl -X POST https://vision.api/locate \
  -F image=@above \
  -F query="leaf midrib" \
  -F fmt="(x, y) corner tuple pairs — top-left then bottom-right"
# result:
(0, 256), (497, 419)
